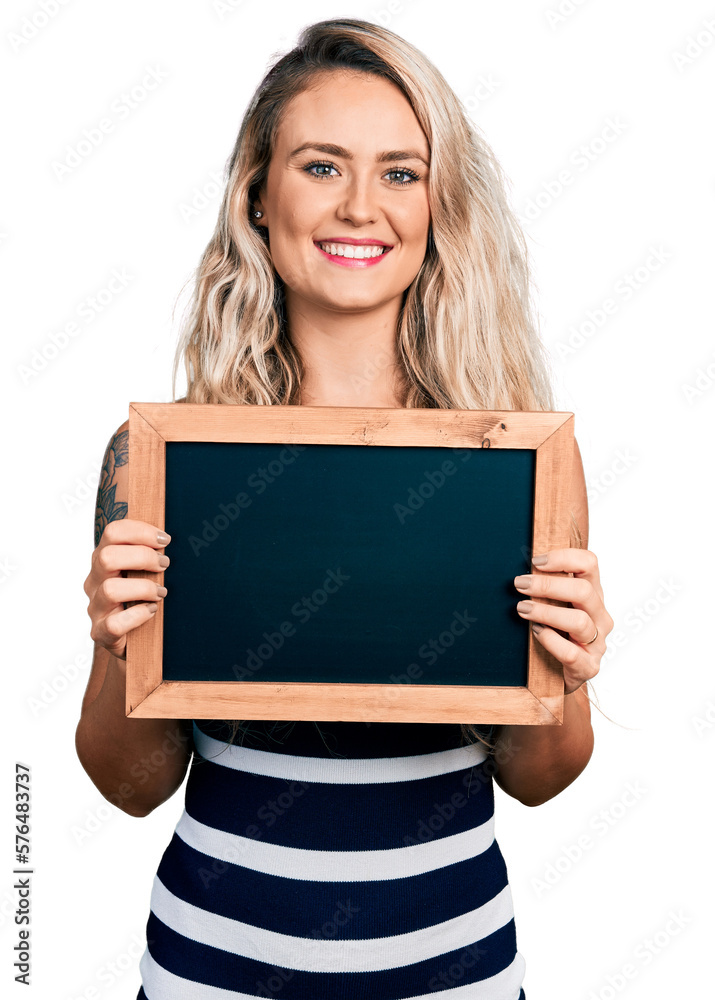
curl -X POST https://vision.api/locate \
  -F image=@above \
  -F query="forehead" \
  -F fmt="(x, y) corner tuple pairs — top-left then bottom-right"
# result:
(274, 70), (429, 155)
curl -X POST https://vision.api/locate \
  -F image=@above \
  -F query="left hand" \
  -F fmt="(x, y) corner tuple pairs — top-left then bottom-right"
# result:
(514, 549), (614, 694)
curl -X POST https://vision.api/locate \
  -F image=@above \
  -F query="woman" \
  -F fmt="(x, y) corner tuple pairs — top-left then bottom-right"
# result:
(77, 18), (613, 1000)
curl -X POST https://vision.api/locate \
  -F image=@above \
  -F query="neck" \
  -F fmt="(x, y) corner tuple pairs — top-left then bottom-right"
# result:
(286, 294), (404, 408)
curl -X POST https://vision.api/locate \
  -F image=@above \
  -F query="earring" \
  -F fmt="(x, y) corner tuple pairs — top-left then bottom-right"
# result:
(253, 210), (263, 219)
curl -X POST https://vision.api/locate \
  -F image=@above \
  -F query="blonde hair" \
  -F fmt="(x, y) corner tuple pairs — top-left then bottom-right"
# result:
(171, 18), (582, 752)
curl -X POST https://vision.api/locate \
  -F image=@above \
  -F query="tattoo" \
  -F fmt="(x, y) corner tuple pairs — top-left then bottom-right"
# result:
(94, 430), (128, 547)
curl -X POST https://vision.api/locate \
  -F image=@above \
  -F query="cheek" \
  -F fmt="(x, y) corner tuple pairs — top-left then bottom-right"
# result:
(402, 218), (431, 264)
(399, 199), (431, 245)
(267, 225), (316, 291)
(269, 253), (307, 293)
(270, 195), (317, 260)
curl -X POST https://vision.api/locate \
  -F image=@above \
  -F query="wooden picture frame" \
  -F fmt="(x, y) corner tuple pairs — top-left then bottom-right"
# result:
(126, 403), (574, 725)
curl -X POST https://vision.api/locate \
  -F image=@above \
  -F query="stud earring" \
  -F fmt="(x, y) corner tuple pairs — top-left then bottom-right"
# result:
(253, 210), (263, 219)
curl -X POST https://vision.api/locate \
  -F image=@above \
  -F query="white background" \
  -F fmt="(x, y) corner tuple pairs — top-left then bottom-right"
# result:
(2, 0), (714, 997)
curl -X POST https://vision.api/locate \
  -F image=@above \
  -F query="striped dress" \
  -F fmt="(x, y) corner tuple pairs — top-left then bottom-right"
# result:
(137, 719), (526, 999)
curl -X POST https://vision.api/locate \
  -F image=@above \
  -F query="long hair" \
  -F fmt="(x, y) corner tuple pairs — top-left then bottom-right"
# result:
(171, 18), (582, 752)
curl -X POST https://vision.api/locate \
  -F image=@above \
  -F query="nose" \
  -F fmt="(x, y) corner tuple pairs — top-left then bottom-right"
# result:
(336, 174), (379, 227)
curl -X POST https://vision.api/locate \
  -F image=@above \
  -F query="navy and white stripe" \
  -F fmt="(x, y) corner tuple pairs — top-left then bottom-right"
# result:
(137, 720), (526, 999)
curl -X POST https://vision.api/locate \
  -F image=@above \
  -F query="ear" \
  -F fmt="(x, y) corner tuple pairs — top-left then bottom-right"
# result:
(252, 190), (267, 225)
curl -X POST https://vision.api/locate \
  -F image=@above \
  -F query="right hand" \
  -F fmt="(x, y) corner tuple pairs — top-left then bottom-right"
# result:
(84, 519), (171, 661)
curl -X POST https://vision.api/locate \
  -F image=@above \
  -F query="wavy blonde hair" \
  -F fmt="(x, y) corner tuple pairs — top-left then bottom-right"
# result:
(171, 17), (582, 752)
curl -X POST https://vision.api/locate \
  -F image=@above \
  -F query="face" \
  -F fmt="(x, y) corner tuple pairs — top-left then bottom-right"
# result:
(253, 70), (431, 319)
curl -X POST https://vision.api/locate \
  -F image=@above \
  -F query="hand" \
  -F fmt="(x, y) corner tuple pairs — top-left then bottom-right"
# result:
(83, 519), (171, 661)
(514, 549), (613, 694)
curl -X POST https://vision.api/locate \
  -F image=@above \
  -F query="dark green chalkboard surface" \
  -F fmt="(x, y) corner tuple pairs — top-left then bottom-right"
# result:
(162, 441), (534, 687)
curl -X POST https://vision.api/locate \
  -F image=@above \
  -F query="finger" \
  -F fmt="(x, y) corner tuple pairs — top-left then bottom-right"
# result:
(97, 519), (172, 550)
(90, 577), (167, 619)
(532, 548), (599, 576)
(515, 572), (602, 618)
(530, 625), (600, 694)
(90, 602), (160, 659)
(91, 521), (170, 587)
(516, 600), (597, 645)
(515, 573), (614, 642)
(93, 543), (170, 579)
(532, 549), (604, 599)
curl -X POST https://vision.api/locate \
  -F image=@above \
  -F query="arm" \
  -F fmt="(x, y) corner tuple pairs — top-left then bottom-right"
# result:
(490, 681), (593, 807)
(75, 421), (192, 817)
(490, 437), (612, 807)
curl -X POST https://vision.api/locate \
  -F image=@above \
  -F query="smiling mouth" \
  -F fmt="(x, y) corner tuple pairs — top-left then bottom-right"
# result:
(315, 241), (391, 259)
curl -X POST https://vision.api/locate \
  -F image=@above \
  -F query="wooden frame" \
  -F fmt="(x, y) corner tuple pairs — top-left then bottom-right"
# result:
(126, 403), (574, 725)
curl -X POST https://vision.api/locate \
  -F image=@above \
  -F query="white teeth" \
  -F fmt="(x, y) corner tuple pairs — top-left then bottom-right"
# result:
(318, 242), (387, 259)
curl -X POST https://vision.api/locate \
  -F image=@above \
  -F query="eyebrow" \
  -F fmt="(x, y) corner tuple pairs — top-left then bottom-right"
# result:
(288, 142), (430, 167)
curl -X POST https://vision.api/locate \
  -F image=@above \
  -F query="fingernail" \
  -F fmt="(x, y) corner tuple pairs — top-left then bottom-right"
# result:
(146, 603), (158, 614)
(532, 554), (548, 566)
(157, 586), (168, 597)
(159, 555), (170, 568)
(531, 623), (543, 634)
(516, 601), (533, 612)
(157, 531), (171, 544)
(514, 575), (531, 591)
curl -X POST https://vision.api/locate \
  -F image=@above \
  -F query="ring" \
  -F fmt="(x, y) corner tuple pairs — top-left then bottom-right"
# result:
(583, 626), (599, 645)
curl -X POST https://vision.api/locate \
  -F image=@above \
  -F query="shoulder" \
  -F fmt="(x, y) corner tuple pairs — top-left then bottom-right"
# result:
(104, 399), (186, 461)
(102, 420), (129, 457)
(99, 420), (129, 478)
(100, 400), (187, 480)
(94, 401), (187, 547)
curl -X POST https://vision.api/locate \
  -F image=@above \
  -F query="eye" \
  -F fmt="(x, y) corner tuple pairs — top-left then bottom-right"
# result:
(303, 160), (422, 186)
(385, 168), (421, 186)
(304, 160), (339, 179)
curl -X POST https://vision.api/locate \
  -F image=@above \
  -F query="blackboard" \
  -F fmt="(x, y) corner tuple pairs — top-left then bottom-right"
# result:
(162, 442), (534, 686)
(126, 403), (574, 724)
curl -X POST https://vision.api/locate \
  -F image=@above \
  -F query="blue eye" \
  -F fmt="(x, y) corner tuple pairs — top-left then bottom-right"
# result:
(304, 160), (339, 179)
(385, 168), (420, 186)
(303, 160), (421, 186)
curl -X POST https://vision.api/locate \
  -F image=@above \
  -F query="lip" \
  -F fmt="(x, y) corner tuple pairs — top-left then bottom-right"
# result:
(315, 237), (393, 247)
(314, 239), (393, 268)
